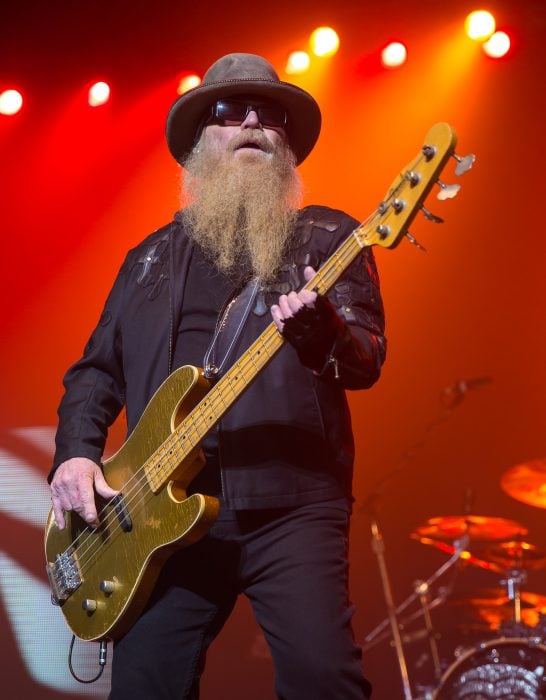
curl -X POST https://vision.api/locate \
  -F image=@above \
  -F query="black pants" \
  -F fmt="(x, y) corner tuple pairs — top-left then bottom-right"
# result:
(109, 500), (372, 699)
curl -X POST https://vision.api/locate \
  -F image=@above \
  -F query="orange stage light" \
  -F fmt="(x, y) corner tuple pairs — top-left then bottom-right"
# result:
(177, 74), (201, 95)
(0, 89), (23, 115)
(381, 42), (408, 69)
(465, 10), (496, 41)
(285, 51), (311, 75)
(309, 27), (340, 58)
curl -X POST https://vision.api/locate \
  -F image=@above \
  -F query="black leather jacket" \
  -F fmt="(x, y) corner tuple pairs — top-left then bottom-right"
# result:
(50, 205), (386, 509)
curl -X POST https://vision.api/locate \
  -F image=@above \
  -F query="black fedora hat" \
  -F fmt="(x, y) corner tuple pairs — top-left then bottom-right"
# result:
(165, 53), (321, 166)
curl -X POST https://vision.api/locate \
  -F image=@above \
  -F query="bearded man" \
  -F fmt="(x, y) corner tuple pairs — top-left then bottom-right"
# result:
(49, 53), (386, 699)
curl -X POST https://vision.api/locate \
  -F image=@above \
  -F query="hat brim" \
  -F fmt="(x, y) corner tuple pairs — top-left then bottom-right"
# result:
(165, 78), (321, 166)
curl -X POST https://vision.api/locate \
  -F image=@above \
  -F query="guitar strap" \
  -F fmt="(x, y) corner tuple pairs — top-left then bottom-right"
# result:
(202, 278), (260, 380)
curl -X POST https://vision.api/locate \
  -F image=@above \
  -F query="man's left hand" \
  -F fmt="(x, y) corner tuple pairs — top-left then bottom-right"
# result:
(270, 266), (318, 329)
(271, 266), (345, 374)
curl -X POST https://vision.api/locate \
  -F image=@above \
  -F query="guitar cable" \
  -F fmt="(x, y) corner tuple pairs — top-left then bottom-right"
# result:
(68, 635), (108, 683)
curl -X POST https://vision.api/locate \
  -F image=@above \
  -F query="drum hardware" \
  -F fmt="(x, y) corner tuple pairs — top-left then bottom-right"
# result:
(500, 457), (546, 509)
(414, 580), (442, 681)
(368, 512), (414, 699)
(364, 532), (472, 700)
(431, 637), (546, 699)
(448, 588), (546, 632)
(361, 379), (494, 699)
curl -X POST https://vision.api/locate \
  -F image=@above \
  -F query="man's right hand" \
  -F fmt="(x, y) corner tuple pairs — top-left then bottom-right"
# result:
(50, 457), (119, 530)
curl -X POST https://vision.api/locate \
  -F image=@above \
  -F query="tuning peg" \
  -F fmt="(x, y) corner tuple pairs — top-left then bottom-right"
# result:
(422, 145), (437, 161)
(436, 180), (461, 200)
(453, 153), (476, 176)
(421, 206), (444, 224)
(405, 232), (427, 252)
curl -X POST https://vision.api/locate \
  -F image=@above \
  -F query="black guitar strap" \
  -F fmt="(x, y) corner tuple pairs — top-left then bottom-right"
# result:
(202, 278), (260, 380)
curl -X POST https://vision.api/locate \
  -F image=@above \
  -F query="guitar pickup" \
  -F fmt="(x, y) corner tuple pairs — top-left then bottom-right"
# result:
(112, 493), (133, 533)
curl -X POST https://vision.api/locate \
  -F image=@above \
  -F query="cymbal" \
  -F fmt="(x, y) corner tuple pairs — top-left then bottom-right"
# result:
(413, 515), (528, 543)
(501, 458), (546, 509)
(410, 534), (504, 573)
(477, 541), (546, 571)
(448, 589), (546, 630)
(455, 588), (546, 610)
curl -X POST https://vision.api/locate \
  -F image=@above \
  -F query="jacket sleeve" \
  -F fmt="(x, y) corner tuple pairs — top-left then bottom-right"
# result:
(48, 258), (129, 482)
(325, 243), (387, 390)
(298, 208), (387, 390)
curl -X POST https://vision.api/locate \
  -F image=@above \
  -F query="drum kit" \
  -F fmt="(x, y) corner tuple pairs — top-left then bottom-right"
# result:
(366, 458), (546, 699)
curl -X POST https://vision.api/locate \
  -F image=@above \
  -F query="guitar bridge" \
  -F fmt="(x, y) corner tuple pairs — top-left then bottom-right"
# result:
(47, 549), (82, 603)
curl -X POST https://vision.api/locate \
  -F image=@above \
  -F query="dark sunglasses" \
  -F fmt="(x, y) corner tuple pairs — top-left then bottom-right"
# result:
(210, 99), (288, 128)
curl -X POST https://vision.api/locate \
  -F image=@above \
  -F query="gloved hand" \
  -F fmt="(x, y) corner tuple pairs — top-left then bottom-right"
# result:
(280, 294), (345, 373)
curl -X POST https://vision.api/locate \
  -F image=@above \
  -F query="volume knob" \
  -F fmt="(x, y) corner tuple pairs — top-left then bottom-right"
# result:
(100, 580), (116, 594)
(82, 598), (97, 612)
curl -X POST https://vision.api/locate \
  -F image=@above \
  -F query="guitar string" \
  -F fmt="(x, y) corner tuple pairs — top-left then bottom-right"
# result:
(51, 226), (370, 587)
(51, 151), (434, 587)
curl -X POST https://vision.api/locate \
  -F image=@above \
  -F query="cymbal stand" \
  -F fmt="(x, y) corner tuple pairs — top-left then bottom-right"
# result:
(414, 580), (442, 681)
(501, 568), (527, 624)
(369, 511), (414, 700)
(364, 537), (467, 650)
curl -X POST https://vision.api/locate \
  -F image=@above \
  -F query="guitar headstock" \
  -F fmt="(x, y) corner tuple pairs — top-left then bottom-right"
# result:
(355, 122), (473, 250)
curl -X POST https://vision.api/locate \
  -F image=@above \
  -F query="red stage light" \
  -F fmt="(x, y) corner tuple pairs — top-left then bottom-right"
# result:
(88, 81), (110, 107)
(483, 31), (511, 58)
(0, 89), (23, 115)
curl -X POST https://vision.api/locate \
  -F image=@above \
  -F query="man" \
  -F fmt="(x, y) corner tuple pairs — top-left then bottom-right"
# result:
(49, 53), (386, 699)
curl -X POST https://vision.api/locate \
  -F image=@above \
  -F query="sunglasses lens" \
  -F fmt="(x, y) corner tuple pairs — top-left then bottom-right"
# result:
(215, 101), (248, 122)
(213, 100), (286, 127)
(257, 104), (286, 127)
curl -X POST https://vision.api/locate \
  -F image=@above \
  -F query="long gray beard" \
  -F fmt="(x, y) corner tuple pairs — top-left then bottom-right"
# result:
(181, 130), (302, 284)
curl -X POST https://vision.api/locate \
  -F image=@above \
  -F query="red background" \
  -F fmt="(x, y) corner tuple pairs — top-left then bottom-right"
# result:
(1, 0), (545, 697)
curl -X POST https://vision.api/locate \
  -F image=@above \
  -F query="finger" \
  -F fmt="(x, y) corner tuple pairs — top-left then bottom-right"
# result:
(77, 472), (100, 526)
(298, 289), (317, 306)
(278, 294), (295, 319)
(270, 304), (285, 331)
(93, 470), (119, 499)
(51, 494), (66, 530)
(303, 266), (316, 282)
(285, 291), (305, 315)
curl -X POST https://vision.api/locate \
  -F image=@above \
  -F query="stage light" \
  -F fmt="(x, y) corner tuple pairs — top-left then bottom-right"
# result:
(465, 10), (496, 41)
(177, 74), (201, 95)
(285, 51), (311, 75)
(0, 89), (23, 116)
(483, 31), (511, 58)
(309, 27), (340, 58)
(381, 42), (407, 69)
(88, 81), (110, 107)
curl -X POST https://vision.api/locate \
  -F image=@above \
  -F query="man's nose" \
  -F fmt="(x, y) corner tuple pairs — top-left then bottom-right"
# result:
(240, 109), (261, 129)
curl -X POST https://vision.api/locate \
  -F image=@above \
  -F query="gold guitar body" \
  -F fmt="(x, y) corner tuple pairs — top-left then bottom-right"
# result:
(44, 365), (220, 641)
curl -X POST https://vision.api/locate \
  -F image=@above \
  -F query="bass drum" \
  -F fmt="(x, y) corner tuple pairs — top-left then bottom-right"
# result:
(433, 637), (546, 699)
